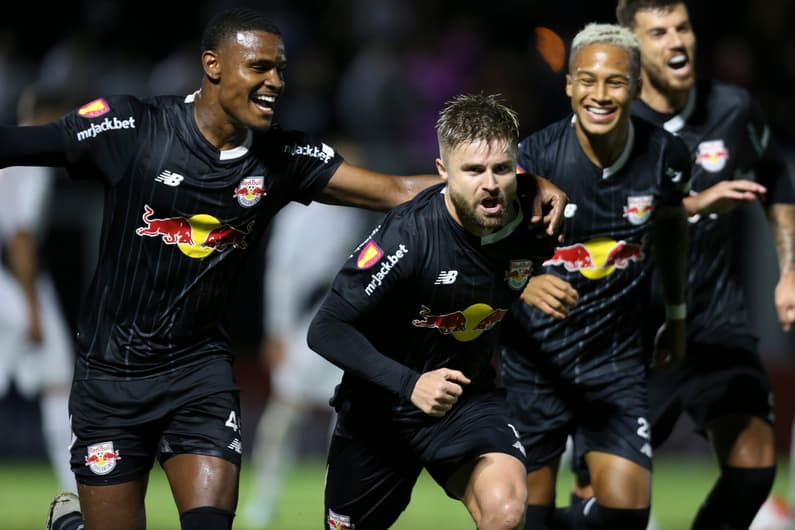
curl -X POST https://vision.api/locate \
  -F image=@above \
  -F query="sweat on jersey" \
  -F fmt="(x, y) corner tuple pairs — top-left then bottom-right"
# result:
(0, 93), (343, 379)
(308, 182), (555, 425)
(500, 115), (692, 385)
(632, 80), (795, 350)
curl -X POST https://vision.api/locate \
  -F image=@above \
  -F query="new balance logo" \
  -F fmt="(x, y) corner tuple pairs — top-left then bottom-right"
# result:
(228, 438), (242, 454)
(513, 440), (526, 457)
(434, 270), (458, 285)
(640, 443), (652, 458)
(155, 170), (184, 187)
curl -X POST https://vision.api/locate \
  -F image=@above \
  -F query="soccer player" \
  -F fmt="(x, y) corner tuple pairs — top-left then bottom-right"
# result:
(0, 86), (76, 493)
(616, 1), (795, 527)
(499, 23), (691, 529)
(308, 93), (556, 530)
(0, 8), (567, 530)
(239, 199), (369, 527)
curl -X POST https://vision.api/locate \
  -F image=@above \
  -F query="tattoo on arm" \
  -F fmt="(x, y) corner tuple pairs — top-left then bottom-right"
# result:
(769, 204), (795, 272)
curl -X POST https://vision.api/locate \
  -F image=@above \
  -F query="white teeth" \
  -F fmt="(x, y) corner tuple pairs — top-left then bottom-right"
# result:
(668, 55), (688, 68)
(254, 95), (275, 103)
(587, 107), (611, 115)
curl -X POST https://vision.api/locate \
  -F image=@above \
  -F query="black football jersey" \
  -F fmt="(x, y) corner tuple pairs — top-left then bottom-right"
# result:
(632, 80), (795, 349)
(316, 183), (553, 424)
(501, 115), (691, 383)
(46, 93), (343, 378)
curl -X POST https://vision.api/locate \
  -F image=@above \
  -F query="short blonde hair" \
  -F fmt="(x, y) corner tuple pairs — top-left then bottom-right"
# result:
(570, 23), (641, 86)
(436, 93), (519, 160)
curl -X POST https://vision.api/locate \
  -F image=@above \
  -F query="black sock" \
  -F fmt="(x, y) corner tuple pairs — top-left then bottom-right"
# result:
(179, 506), (235, 530)
(52, 512), (83, 530)
(692, 465), (776, 530)
(572, 499), (649, 530)
(548, 494), (589, 530)
(524, 503), (554, 530)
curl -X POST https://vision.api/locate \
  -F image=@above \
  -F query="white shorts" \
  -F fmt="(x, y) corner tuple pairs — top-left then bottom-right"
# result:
(0, 271), (73, 397)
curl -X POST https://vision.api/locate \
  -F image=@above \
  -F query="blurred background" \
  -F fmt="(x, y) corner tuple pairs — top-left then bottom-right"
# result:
(0, 0), (793, 526)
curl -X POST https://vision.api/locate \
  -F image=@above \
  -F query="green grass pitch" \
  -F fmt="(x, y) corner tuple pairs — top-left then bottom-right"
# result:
(1, 454), (789, 529)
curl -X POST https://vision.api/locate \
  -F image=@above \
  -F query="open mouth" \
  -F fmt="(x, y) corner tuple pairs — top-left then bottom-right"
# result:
(585, 106), (616, 122)
(480, 197), (503, 215)
(252, 94), (277, 114)
(667, 54), (689, 71)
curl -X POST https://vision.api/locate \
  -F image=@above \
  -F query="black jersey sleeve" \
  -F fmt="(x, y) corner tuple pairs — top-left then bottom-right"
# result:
(0, 123), (69, 167)
(54, 95), (143, 185)
(744, 99), (795, 205)
(308, 291), (421, 401)
(279, 131), (344, 205)
(307, 213), (422, 400)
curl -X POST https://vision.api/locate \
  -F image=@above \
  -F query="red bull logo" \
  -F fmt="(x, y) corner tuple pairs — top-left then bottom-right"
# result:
(233, 176), (266, 207)
(84, 441), (121, 475)
(78, 98), (110, 118)
(544, 237), (645, 280)
(412, 303), (508, 342)
(696, 139), (729, 173)
(327, 509), (354, 530)
(505, 259), (533, 290)
(623, 195), (654, 225)
(136, 204), (253, 259)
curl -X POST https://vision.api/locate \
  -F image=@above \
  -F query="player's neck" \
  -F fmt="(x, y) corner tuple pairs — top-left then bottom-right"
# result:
(576, 119), (630, 170)
(193, 89), (250, 151)
(640, 82), (689, 115)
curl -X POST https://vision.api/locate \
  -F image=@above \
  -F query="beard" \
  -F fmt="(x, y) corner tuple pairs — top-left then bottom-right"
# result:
(448, 186), (507, 236)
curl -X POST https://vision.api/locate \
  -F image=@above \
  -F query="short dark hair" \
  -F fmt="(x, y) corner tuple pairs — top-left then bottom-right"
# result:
(616, 0), (683, 28)
(200, 7), (282, 52)
(436, 93), (519, 160)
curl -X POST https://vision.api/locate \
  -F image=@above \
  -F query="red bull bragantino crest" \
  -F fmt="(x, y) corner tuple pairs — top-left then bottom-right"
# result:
(85, 441), (121, 475)
(233, 176), (266, 207)
(327, 509), (354, 530)
(412, 303), (508, 342)
(136, 204), (253, 259)
(696, 139), (729, 172)
(505, 259), (533, 290)
(623, 195), (654, 225)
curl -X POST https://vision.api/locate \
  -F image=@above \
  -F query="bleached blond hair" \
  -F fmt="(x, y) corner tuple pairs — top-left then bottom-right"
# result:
(570, 23), (641, 86)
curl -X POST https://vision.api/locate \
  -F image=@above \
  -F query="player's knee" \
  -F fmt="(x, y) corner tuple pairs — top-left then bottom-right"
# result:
(179, 506), (234, 530)
(479, 496), (526, 530)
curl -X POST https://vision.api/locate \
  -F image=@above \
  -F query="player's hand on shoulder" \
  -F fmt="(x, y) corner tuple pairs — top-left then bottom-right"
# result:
(684, 179), (766, 216)
(410, 368), (471, 417)
(520, 274), (578, 320)
(650, 319), (686, 369)
(521, 174), (568, 241)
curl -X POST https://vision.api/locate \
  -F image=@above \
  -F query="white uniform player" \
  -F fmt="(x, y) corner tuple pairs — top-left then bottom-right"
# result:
(0, 165), (76, 491)
(241, 200), (370, 527)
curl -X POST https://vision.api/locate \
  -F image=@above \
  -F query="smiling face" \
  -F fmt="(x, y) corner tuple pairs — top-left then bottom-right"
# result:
(204, 30), (286, 132)
(566, 42), (637, 138)
(436, 138), (518, 237)
(632, 3), (697, 105)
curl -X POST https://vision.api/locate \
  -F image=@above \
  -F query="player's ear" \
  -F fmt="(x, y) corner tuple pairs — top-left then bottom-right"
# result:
(435, 158), (448, 181)
(565, 74), (573, 97)
(202, 50), (222, 82)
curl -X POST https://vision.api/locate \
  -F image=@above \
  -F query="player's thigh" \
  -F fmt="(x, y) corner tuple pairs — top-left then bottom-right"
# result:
(586, 451), (650, 508)
(78, 478), (148, 530)
(163, 453), (239, 512)
(159, 390), (243, 511)
(707, 415), (776, 467)
(325, 430), (421, 530)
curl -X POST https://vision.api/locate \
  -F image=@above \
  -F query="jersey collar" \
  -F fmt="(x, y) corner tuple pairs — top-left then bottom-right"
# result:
(662, 87), (696, 134)
(481, 207), (524, 246)
(601, 119), (635, 179)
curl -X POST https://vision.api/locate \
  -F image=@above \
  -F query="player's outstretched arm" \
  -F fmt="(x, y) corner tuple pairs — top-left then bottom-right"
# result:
(682, 179), (766, 217)
(520, 274), (578, 320)
(650, 203), (689, 368)
(768, 203), (795, 331)
(0, 124), (69, 168)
